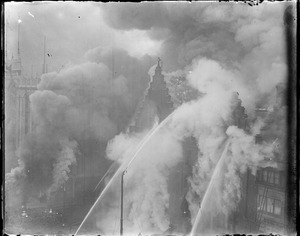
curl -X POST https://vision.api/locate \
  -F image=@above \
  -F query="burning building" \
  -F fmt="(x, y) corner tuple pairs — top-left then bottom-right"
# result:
(5, 51), (290, 235)
(236, 103), (288, 234)
(5, 50), (291, 235)
(5, 5), (293, 233)
(127, 58), (198, 234)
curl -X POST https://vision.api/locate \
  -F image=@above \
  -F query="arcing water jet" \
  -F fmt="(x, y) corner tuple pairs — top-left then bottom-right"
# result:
(74, 112), (174, 235)
(93, 162), (117, 192)
(190, 140), (230, 236)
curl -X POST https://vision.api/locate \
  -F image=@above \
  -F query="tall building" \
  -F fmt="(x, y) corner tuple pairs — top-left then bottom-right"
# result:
(5, 54), (38, 151)
(129, 58), (198, 234)
(5, 19), (40, 152)
(236, 106), (288, 234)
(129, 58), (173, 132)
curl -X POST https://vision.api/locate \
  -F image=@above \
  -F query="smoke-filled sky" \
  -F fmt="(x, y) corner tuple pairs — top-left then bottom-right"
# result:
(6, 2), (288, 78)
(5, 1), (294, 235)
(5, 2), (161, 76)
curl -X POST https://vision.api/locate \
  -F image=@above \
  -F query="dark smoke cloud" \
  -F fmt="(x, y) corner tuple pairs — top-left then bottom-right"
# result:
(6, 46), (156, 207)
(101, 2), (245, 70)
(101, 2), (286, 94)
(84, 47), (155, 108)
(37, 63), (118, 141)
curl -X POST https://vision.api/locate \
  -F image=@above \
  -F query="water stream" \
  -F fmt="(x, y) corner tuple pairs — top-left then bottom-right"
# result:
(74, 112), (174, 235)
(189, 140), (230, 236)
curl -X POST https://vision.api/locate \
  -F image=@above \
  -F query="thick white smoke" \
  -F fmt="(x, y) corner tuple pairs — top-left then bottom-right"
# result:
(91, 52), (282, 233)
(88, 2), (288, 230)
(169, 57), (282, 224)
(96, 125), (183, 234)
(221, 126), (277, 215)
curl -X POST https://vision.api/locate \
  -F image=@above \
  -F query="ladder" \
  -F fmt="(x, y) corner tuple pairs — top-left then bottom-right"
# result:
(256, 186), (268, 231)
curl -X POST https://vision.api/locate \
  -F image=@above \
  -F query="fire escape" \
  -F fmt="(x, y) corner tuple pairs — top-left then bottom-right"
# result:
(256, 186), (269, 232)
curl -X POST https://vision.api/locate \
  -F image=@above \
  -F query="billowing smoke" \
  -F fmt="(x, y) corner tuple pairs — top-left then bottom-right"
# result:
(5, 47), (154, 208)
(58, 3), (288, 234)
(101, 2), (286, 72)
(93, 123), (183, 234)
(88, 57), (283, 233)
(169, 57), (283, 225)
(5, 2), (289, 234)
(49, 139), (78, 194)
(221, 126), (276, 214)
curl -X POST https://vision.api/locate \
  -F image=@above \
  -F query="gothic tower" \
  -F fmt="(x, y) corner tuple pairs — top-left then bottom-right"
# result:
(129, 58), (196, 234)
(131, 58), (173, 132)
(145, 58), (173, 121)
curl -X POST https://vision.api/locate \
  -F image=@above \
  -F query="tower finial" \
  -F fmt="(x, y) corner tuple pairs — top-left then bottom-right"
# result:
(155, 57), (162, 76)
(157, 57), (162, 68)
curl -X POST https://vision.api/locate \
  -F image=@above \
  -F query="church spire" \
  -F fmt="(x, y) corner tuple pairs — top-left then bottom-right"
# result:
(146, 57), (173, 121)
(129, 58), (173, 132)
(155, 57), (162, 76)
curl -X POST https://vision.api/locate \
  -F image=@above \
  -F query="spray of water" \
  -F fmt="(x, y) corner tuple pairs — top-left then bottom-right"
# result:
(74, 112), (174, 235)
(189, 140), (230, 236)
(74, 164), (123, 235)
(125, 113), (173, 171)
(93, 162), (117, 192)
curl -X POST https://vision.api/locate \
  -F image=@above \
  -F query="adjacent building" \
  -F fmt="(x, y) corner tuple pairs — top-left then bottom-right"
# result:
(5, 55), (38, 152)
(237, 106), (288, 234)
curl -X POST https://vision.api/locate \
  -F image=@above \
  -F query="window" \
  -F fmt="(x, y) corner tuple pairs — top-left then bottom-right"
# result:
(274, 199), (282, 215)
(257, 195), (261, 209)
(274, 172), (280, 185)
(255, 135), (263, 144)
(266, 198), (275, 213)
(256, 170), (262, 182)
(260, 169), (282, 186)
(263, 170), (268, 182)
(268, 171), (274, 184)
(257, 195), (283, 216)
